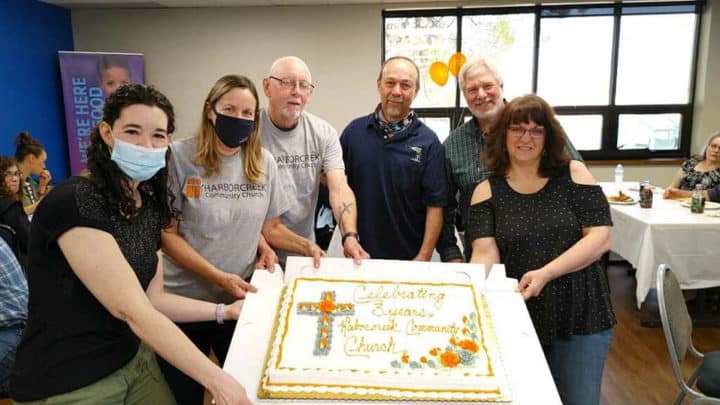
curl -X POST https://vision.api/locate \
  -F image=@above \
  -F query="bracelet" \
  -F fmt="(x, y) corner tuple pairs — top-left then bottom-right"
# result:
(341, 231), (360, 245)
(216, 303), (225, 324)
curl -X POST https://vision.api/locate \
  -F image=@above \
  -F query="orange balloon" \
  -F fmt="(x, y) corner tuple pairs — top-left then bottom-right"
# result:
(429, 61), (449, 86)
(448, 52), (467, 78)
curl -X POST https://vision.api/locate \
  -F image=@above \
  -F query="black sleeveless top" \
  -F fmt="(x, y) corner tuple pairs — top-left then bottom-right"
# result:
(466, 169), (616, 345)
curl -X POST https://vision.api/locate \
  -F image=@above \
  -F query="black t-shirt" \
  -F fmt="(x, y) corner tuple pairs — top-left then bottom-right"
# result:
(11, 177), (161, 401)
(466, 170), (616, 345)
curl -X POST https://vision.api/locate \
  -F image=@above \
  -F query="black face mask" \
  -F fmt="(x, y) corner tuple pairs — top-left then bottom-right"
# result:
(214, 111), (255, 148)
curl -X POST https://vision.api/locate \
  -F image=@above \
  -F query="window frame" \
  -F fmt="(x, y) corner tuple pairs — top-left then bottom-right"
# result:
(382, 1), (705, 160)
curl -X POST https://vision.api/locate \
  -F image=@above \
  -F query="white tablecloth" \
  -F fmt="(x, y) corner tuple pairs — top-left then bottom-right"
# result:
(223, 257), (561, 404)
(600, 182), (720, 308)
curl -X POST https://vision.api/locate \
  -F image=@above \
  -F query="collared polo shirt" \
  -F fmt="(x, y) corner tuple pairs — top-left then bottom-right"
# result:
(340, 113), (448, 260)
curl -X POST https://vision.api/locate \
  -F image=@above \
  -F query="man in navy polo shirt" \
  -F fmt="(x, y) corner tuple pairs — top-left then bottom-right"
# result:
(340, 56), (448, 260)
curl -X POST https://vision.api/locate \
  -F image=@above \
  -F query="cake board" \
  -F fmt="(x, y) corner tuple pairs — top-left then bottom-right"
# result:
(223, 257), (561, 404)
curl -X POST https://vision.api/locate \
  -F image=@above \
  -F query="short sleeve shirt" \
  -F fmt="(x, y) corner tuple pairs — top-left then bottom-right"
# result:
(465, 170), (616, 345)
(163, 137), (289, 302)
(11, 177), (161, 401)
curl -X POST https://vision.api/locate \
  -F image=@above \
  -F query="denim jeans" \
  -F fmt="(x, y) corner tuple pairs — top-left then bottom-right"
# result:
(0, 325), (23, 397)
(543, 328), (614, 405)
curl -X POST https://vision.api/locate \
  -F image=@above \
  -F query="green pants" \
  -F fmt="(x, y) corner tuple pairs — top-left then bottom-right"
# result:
(15, 344), (176, 405)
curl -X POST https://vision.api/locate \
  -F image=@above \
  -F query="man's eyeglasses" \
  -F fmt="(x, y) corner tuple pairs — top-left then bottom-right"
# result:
(508, 126), (546, 139)
(3, 171), (20, 179)
(269, 76), (315, 93)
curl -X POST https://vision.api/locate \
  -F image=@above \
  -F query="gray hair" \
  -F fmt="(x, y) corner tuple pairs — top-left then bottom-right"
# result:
(378, 56), (421, 93)
(458, 58), (503, 91)
(700, 130), (720, 160)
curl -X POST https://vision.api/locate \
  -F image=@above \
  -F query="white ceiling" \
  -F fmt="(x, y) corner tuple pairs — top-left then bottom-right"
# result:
(41, 0), (464, 8)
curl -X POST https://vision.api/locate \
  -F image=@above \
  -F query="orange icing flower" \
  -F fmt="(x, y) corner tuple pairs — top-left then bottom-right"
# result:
(462, 327), (469, 335)
(322, 314), (330, 324)
(429, 348), (438, 356)
(449, 336), (457, 345)
(401, 353), (409, 363)
(325, 291), (334, 300)
(320, 337), (328, 349)
(420, 356), (428, 363)
(458, 339), (479, 353)
(463, 315), (468, 323)
(440, 351), (460, 367)
(319, 299), (336, 313)
(321, 327), (329, 336)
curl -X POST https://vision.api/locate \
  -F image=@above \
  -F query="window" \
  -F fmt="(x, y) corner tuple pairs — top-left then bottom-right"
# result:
(383, 2), (703, 160)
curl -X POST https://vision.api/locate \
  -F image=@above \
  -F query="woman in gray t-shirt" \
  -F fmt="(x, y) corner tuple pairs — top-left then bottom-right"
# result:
(159, 74), (323, 404)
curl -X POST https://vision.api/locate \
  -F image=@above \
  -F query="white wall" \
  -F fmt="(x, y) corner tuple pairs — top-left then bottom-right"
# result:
(71, 1), (720, 186)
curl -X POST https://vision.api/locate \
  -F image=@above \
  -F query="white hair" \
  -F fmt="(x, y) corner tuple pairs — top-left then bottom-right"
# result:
(458, 58), (503, 90)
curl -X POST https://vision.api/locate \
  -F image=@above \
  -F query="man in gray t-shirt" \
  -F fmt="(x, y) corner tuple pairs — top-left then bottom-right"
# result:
(261, 56), (368, 262)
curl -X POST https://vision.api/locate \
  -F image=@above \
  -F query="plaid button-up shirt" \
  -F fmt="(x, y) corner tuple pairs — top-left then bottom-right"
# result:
(0, 238), (27, 328)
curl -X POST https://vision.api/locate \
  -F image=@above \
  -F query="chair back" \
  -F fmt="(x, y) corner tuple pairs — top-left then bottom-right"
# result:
(657, 264), (693, 363)
(691, 398), (720, 405)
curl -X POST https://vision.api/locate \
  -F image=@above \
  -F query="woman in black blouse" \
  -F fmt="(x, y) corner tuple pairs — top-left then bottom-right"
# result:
(11, 85), (251, 405)
(467, 94), (615, 405)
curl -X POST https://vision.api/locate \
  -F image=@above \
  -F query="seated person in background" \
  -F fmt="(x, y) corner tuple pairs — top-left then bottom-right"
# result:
(0, 157), (30, 267)
(14, 131), (52, 215)
(467, 94), (615, 405)
(664, 131), (720, 199)
(0, 237), (27, 397)
(10, 84), (252, 405)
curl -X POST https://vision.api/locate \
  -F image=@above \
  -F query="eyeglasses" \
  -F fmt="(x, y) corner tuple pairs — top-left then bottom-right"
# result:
(269, 76), (315, 93)
(508, 125), (545, 139)
(3, 171), (20, 179)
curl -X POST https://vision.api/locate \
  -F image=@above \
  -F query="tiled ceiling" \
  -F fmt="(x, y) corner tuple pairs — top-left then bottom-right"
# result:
(41, 0), (465, 8)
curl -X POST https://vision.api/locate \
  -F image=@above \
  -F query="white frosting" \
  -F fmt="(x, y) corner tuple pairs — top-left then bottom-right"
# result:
(261, 277), (511, 402)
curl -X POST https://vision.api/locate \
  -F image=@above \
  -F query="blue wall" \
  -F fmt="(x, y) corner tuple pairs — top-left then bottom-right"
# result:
(0, 0), (73, 181)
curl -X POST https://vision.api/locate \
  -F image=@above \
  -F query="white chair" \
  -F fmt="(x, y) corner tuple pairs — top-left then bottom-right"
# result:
(657, 264), (720, 404)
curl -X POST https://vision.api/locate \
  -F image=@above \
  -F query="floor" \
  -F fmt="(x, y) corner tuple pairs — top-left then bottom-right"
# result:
(2, 261), (718, 405)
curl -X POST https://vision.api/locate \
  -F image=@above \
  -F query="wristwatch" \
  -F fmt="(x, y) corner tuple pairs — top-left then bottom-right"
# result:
(341, 231), (360, 245)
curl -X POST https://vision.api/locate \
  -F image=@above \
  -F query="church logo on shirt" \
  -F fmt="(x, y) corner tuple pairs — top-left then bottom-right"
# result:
(186, 178), (268, 200)
(185, 177), (202, 199)
(409, 146), (423, 163)
(274, 152), (321, 170)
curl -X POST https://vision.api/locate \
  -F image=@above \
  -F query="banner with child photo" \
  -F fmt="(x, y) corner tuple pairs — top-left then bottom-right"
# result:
(58, 51), (145, 174)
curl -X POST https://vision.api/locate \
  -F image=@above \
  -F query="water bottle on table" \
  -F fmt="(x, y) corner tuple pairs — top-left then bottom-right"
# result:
(691, 184), (705, 213)
(614, 163), (624, 190)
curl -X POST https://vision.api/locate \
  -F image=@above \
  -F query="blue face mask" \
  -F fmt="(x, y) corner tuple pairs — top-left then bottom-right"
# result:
(214, 111), (254, 148)
(109, 132), (168, 182)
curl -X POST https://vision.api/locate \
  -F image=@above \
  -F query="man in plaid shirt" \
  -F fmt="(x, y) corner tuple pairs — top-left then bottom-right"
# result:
(0, 237), (27, 396)
(438, 58), (583, 262)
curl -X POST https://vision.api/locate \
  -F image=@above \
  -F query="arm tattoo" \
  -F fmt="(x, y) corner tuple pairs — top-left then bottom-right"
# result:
(337, 202), (354, 231)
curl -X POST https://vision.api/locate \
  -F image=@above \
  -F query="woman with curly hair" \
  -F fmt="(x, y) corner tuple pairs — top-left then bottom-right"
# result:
(14, 131), (52, 215)
(0, 156), (30, 265)
(467, 94), (615, 405)
(10, 84), (252, 405)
